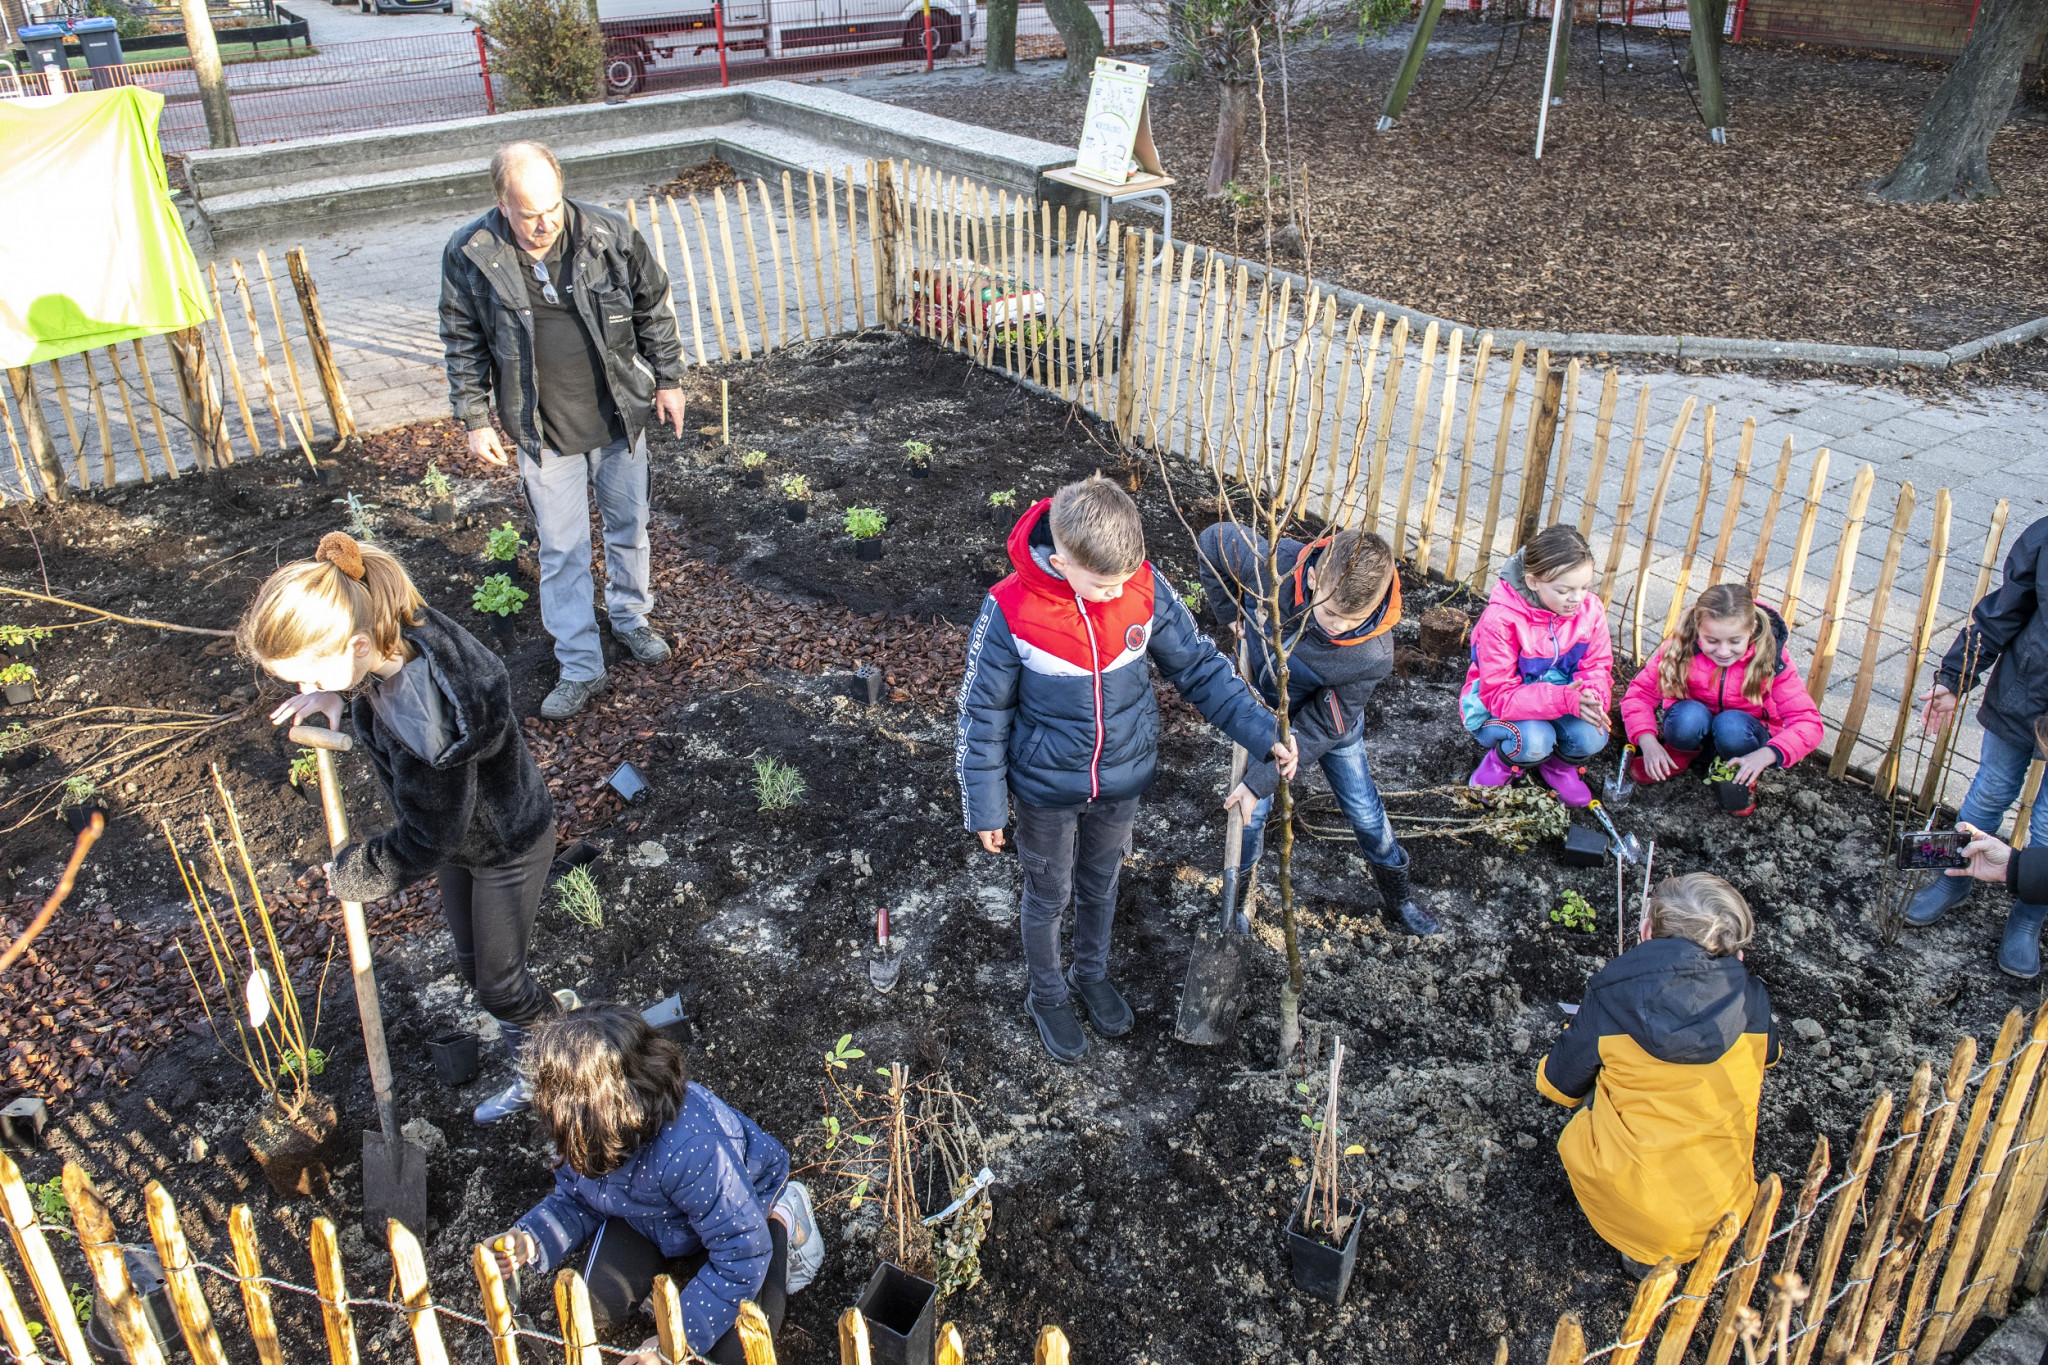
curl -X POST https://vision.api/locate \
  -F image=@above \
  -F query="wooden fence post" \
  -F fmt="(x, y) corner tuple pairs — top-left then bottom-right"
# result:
(1806, 464), (1878, 704)
(1362, 316), (1410, 535)
(4, 368), (64, 500)
(256, 252), (312, 443)
(1034, 1325), (1071, 1365)
(165, 327), (231, 472)
(1819, 1065), (1932, 1365)
(1755, 1138), (1833, 1362)
(1471, 334), (1518, 580)
(285, 248), (357, 448)
(557, 1269), (601, 1365)
(1779, 448), (1832, 630)
(1512, 349), (1560, 553)
(0, 1254), (46, 1365)
(874, 161), (901, 331)
(1701, 1174), (1785, 1365)
(130, 340), (179, 480)
(1830, 480), (1915, 779)
(1919, 501), (2010, 815)
(1574, 367), (1621, 541)
(1745, 436), (1796, 595)
(737, 1301), (777, 1365)
(1548, 1313), (1587, 1365)
(1627, 396), (1698, 661)
(225, 1206), (285, 1365)
(143, 1182), (231, 1365)
(1597, 385), (1652, 611)
(1115, 227), (1142, 443)
(838, 1308), (873, 1365)
(1415, 327), (1464, 575)
(309, 1217), (360, 1365)
(1706, 416), (1754, 586)
(1544, 357), (1581, 526)
(64, 1162), (166, 1365)
(1789, 1092), (1894, 1365)
(473, 1242), (522, 1365)
(1651, 1211), (1740, 1365)
(43, 358), (83, 489)
(388, 1221), (450, 1365)
(1393, 320), (1441, 557)
(1877, 488), (1950, 797)
(0, 1152), (92, 1364)
(1656, 407), (1718, 646)
(1446, 331), (1493, 580)
(1612, 1258), (1681, 1365)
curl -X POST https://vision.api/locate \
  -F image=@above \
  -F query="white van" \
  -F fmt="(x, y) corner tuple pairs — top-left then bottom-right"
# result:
(598, 0), (971, 94)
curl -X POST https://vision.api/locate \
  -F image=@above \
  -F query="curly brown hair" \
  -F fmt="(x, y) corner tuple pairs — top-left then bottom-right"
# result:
(525, 1005), (688, 1178)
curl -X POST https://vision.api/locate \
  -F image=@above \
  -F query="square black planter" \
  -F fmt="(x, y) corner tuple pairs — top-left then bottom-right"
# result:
(1712, 780), (1752, 812)
(427, 1031), (479, 1086)
(857, 1262), (937, 1365)
(1286, 1188), (1364, 1305)
(1560, 824), (1607, 867)
(0, 1097), (48, 1150)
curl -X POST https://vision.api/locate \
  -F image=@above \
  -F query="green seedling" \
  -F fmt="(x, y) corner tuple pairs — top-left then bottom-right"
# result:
(779, 473), (812, 502)
(1705, 756), (1743, 784)
(288, 750), (319, 788)
(902, 440), (932, 468)
(1552, 889), (1596, 933)
(0, 663), (36, 688)
(753, 756), (806, 812)
(0, 624), (51, 650)
(420, 463), (452, 499)
(485, 521), (525, 561)
(824, 1034), (866, 1071)
(69, 1283), (90, 1325)
(988, 488), (1016, 509)
(29, 1176), (67, 1226)
(60, 775), (95, 807)
(332, 493), (379, 541)
(1181, 578), (1205, 614)
(556, 865), (603, 928)
(278, 1046), (328, 1078)
(844, 506), (887, 541)
(472, 574), (529, 617)
(740, 450), (768, 470)
(0, 723), (30, 754)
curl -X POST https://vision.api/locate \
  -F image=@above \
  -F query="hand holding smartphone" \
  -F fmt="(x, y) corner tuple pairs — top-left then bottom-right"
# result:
(1895, 830), (1972, 871)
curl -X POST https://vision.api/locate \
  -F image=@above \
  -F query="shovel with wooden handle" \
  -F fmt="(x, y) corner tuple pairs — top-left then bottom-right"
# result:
(289, 718), (430, 1237)
(1173, 743), (1252, 1046)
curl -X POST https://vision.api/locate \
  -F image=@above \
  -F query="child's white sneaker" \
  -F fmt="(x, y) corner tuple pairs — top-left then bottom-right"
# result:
(775, 1180), (823, 1293)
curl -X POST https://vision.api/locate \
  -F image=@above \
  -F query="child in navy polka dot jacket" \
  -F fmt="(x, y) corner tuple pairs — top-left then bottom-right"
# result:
(489, 1006), (822, 1364)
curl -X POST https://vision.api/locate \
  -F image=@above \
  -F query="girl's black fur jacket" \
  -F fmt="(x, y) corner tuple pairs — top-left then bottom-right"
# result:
(329, 606), (554, 901)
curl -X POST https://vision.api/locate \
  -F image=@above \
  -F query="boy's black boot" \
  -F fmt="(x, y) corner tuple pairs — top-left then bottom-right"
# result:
(1066, 966), (1134, 1037)
(1371, 856), (1443, 937)
(1027, 994), (1091, 1063)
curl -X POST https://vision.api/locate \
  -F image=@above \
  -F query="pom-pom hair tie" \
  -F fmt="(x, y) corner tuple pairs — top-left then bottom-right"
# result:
(316, 532), (366, 581)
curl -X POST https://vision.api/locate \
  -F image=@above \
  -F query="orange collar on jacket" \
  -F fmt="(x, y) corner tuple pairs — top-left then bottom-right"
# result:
(1285, 538), (1402, 646)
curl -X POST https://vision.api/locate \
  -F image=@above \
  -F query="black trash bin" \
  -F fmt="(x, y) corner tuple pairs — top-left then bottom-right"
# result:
(74, 17), (124, 67)
(17, 22), (69, 86)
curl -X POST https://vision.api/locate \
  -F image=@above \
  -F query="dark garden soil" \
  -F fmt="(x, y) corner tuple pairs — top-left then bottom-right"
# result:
(0, 332), (2035, 1363)
(880, 27), (2048, 352)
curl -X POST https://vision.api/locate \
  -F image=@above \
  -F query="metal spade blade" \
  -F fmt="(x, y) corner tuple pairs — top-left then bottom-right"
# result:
(868, 942), (903, 994)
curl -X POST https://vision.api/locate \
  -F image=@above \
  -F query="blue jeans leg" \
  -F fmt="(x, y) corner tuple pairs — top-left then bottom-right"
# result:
(1550, 715), (1610, 763)
(520, 436), (652, 682)
(589, 435), (653, 635)
(1956, 728), (2042, 842)
(1476, 719), (1559, 765)
(1323, 739), (1401, 866)
(1661, 700), (1713, 752)
(1709, 709), (1774, 761)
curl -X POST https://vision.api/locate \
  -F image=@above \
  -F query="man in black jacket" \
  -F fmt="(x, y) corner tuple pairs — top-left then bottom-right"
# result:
(1906, 515), (2047, 978)
(440, 142), (687, 720)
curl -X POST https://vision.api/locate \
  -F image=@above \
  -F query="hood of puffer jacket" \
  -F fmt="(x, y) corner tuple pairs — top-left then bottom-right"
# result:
(390, 606), (512, 770)
(1006, 497), (1156, 604)
(1586, 936), (1755, 1064)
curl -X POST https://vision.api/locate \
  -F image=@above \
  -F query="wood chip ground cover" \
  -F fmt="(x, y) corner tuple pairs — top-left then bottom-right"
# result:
(0, 333), (2032, 1362)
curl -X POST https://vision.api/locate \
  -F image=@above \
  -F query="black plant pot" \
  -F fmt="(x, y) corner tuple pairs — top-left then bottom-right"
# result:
(309, 461), (342, 486)
(855, 666), (882, 707)
(487, 614), (518, 649)
(63, 798), (107, 835)
(856, 1262), (937, 1365)
(1560, 824), (1607, 868)
(1286, 1188), (1364, 1305)
(908, 464), (929, 479)
(0, 1096), (48, 1150)
(87, 1245), (177, 1362)
(428, 1031), (480, 1086)
(3, 682), (33, 706)
(785, 501), (808, 523)
(1713, 780), (1752, 812)
(856, 539), (884, 562)
(742, 470), (764, 489)
(0, 744), (42, 774)
(428, 500), (456, 525)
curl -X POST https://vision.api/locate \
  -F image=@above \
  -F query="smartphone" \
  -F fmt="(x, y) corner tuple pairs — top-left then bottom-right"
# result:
(1895, 830), (1971, 871)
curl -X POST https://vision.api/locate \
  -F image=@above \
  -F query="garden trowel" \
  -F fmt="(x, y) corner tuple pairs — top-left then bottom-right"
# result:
(1603, 744), (1637, 808)
(289, 719), (429, 1237)
(1587, 798), (1643, 866)
(1174, 745), (1251, 1046)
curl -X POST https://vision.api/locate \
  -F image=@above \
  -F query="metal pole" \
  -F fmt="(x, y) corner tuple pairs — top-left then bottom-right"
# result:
(715, 0), (728, 85)
(1534, 0), (1566, 159)
(922, 0), (932, 70)
(475, 27), (495, 114)
(1377, 0), (1449, 130)
(1107, 0), (1114, 47)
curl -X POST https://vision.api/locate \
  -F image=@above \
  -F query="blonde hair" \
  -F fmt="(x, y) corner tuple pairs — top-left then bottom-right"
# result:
(1658, 583), (1778, 707)
(1049, 474), (1145, 576)
(1320, 530), (1394, 617)
(240, 532), (425, 666)
(1522, 524), (1595, 582)
(1647, 873), (1753, 957)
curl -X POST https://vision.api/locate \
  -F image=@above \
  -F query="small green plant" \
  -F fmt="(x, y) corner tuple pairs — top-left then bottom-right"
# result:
(28, 1176), (67, 1227)
(988, 488), (1016, 509)
(0, 662), (36, 688)
(779, 473), (812, 502)
(69, 1282), (90, 1325)
(1552, 889), (1596, 933)
(0, 723), (30, 754)
(332, 493), (380, 541)
(824, 1033), (866, 1072)
(902, 440), (932, 468)
(288, 749), (319, 788)
(1298, 1043), (1365, 1239)
(472, 574), (529, 617)
(844, 506), (887, 541)
(556, 865), (603, 928)
(486, 521), (526, 561)
(420, 463), (453, 499)
(0, 624), (51, 650)
(1705, 756), (1743, 784)
(753, 756), (806, 812)
(1181, 578), (1205, 614)
(278, 1046), (328, 1079)
(60, 775), (95, 808)
(740, 450), (768, 470)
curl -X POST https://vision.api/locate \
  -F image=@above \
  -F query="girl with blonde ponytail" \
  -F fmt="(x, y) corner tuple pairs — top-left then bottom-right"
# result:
(243, 532), (571, 1125)
(1618, 582), (1824, 816)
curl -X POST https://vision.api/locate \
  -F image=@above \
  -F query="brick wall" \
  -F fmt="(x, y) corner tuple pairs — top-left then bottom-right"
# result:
(1739, 0), (1979, 60)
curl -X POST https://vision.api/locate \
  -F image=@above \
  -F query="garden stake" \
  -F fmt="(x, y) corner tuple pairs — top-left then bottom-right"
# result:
(721, 381), (730, 446)
(287, 720), (428, 1236)
(1173, 743), (1251, 1046)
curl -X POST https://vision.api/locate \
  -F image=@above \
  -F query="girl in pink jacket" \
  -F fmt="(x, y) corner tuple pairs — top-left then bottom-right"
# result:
(1620, 583), (1824, 817)
(1461, 525), (1613, 807)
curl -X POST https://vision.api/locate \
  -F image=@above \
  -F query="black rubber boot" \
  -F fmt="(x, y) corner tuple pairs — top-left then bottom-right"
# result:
(1371, 854), (1442, 937)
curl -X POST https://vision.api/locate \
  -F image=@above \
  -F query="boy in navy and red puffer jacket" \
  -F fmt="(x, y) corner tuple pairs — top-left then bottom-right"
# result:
(957, 476), (1296, 1064)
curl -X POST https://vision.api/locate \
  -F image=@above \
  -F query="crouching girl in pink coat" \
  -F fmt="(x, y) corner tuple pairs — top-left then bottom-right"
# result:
(1461, 525), (1614, 807)
(1620, 583), (1824, 817)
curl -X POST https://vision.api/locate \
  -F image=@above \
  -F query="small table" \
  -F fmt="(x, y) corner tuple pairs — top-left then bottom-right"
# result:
(1043, 166), (1177, 264)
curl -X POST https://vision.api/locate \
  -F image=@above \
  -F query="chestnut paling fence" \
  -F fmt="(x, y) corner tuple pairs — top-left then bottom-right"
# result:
(0, 1151), (1062, 1365)
(0, 247), (356, 501)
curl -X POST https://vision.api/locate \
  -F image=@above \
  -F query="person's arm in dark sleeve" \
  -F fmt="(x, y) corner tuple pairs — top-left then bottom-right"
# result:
(1536, 995), (1605, 1106)
(2011, 847), (2048, 907)
(1195, 523), (1270, 626)
(1243, 679), (1364, 799)
(627, 224), (685, 389)
(438, 245), (497, 432)
(330, 749), (480, 900)
(956, 598), (1020, 833)
(513, 1181), (604, 1275)
(1146, 570), (1278, 758)
(1937, 529), (2039, 694)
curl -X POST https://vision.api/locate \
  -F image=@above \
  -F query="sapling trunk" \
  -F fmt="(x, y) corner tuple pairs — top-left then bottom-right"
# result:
(1257, 425), (1304, 1065)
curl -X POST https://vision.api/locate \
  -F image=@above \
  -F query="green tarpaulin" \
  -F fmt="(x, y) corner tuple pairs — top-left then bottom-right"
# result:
(0, 86), (211, 369)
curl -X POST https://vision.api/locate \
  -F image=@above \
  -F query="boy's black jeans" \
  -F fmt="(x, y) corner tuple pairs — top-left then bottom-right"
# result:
(438, 823), (557, 1026)
(1014, 796), (1140, 1008)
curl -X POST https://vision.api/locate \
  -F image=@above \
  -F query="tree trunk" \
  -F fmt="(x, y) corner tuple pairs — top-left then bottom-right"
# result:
(984, 0), (1017, 71)
(1043, 0), (1102, 84)
(1872, 0), (2048, 203)
(178, 0), (238, 148)
(1206, 79), (1253, 198)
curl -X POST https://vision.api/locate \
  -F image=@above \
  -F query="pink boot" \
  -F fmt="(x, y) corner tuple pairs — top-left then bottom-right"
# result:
(1536, 757), (1592, 807)
(1470, 749), (1519, 789)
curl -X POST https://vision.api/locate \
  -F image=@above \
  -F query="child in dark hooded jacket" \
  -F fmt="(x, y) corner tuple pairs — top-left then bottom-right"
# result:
(1196, 523), (1438, 935)
(242, 532), (566, 1125)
